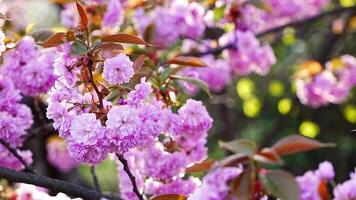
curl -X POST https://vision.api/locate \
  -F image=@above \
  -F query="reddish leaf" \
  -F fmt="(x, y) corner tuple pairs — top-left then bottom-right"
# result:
(97, 43), (124, 51)
(231, 167), (253, 200)
(259, 169), (300, 200)
(220, 153), (250, 167)
(166, 56), (207, 67)
(151, 194), (187, 200)
(253, 148), (283, 165)
(133, 55), (148, 72)
(102, 33), (151, 46)
(76, 2), (88, 27)
(38, 32), (67, 48)
(185, 159), (215, 173)
(271, 135), (336, 156)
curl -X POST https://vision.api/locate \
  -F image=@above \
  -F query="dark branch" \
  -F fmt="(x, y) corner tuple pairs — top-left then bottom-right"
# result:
(256, 6), (356, 37)
(0, 139), (35, 173)
(0, 167), (120, 200)
(183, 6), (356, 57)
(116, 153), (144, 200)
(90, 166), (102, 194)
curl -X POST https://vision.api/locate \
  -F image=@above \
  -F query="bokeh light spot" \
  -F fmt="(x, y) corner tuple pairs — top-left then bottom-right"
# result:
(299, 121), (320, 138)
(282, 28), (296, 45)
(243, 97), (261, 118)
(344, 105), (356, 124)
(269, 80), (284, 97)
(236, 78), (255, 100)
(278, 98), (292, 115)
(340, 0), (356, 7)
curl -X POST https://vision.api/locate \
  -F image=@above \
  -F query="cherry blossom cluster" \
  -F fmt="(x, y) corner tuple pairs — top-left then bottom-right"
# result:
(1, 36), (57, 96)
(46, 39), (213, 170)
(226, 30), (276, 76)
(188, 167), (243, 200)
(133, 0), (205, 47)
(297, 161), (356, 200)
(46, 137), (78, 173)
(218, 0), (330, 33)
(118, 99), (213, 199)
(296, 161), (335, 200)
(0, 75), (33, 170)
(296, 55), (356, 108)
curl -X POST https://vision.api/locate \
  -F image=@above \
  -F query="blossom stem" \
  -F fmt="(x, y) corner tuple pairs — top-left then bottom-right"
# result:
(87, 63), (104, 109)
(0, 139), (34, 173)
(90, 165), (102, 194)
(116, 153), (144, 200)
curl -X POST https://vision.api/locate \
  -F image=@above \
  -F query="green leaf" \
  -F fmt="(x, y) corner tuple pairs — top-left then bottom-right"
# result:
(71, 41), (89, 56)
(171, 75), (212, 97)
(260, 170), (300, 200)
(219, 139), (257, 156)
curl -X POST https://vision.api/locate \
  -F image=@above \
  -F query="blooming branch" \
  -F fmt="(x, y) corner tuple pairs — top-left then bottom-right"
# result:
(116, 153), (144, 200)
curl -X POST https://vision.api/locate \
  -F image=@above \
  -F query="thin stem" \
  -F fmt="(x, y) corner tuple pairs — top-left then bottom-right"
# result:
(0, 139), (34, 173)
(116, 153), (144, 200)
(90, 166), (102, 194)
(87, 64), (104, 109)
(0, 167), (120, 200)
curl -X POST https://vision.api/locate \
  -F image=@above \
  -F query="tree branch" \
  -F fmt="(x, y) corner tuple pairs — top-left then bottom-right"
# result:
(183, 6), (356, 57)
(0, 139), (35, 173)
(0, 167), (120, 200)
(90, 166), (102, 194)
(116, 153), (144, 200)
(256, 6), (356, 37)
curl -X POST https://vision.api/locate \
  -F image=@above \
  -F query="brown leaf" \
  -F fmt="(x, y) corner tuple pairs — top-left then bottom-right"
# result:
(271, 135), (336, 156)
(185, 159), (215, 173)
(166, 56), (207, 67)
(253, 148), (283, 165)
(151, 194), (187, 200)
(38, 32), (67, 48)
(102, 33), (151, 46)
(133, 55), (148, 72)
(76, 2), (88, 27)
(231, 167), (253, 200)
(97, 43), (124, 51)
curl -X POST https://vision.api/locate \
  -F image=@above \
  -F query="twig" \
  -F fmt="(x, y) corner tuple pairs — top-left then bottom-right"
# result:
(116, 153), (144, 200)
(0, 139), (34, 173)
(183, 6), (356, 57)
(0, 167), (120, 200)
(256, 6), (356, 37)
(90, 166), (102, 194)
(88, 63), (104, 109)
